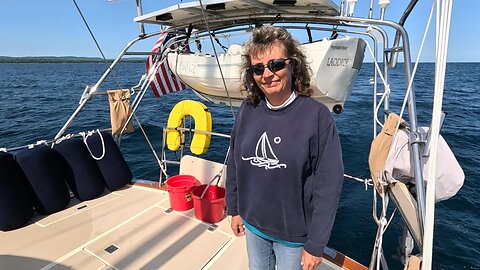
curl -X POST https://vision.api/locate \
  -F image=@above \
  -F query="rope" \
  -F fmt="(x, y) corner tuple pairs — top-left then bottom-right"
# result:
(423, 0), (453, 268)
(197, 0), (236, 120)
(52, 133), (75, 147)
(365, 170), (397, 270)
(395, 0), (436, 136)
(80, 129), (106, 161)
(27, 140), (49, 149)
(365, 1), (435, 136)
(133, 113), (169, 181)
(366, 9), (438, 268)
(71, 0), (123, 91)
(365, 42), (391, 128)
(368, 189), (394, 270)
(344, 173), (373, 190)
(376, 204), (397, 270)
(383, 207), (397, 233)
(210, 32), (228, 52)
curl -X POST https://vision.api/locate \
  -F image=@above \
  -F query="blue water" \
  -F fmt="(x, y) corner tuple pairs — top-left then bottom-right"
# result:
(0, 62), (479, 269)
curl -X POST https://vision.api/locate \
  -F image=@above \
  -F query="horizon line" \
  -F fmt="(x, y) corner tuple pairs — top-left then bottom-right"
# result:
(1, 56), (479, 64)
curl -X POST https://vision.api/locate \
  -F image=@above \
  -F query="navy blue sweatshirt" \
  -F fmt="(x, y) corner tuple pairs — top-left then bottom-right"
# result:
(226, 96), (344, 257)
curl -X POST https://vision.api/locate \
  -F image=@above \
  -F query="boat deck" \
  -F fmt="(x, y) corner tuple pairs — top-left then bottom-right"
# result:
(0, 183), (364, 269)
(0, 184), (246, 270)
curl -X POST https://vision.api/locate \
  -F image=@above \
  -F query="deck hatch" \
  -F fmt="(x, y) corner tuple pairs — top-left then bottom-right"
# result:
(85, 206), (230, 269)
(35, 192), (122, 226)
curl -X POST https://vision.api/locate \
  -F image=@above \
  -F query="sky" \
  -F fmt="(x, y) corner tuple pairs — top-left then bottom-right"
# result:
(0, 0), (478, 62)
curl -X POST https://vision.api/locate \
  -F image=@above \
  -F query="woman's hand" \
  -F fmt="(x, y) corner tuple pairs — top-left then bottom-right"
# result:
(230, 215), (245, 237)
(301, 249), (322, 270)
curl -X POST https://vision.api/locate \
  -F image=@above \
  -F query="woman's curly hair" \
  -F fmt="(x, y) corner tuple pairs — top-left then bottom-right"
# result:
(240, 26), (313, 105)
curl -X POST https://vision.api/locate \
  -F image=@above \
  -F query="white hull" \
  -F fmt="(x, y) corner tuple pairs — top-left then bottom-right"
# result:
(167, 37), (366, 112)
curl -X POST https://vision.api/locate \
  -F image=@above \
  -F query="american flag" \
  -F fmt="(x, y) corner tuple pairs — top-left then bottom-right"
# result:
(146, 32), (187, 97)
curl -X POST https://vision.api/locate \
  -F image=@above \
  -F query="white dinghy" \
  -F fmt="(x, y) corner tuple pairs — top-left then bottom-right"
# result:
(167, 36), (367, 113)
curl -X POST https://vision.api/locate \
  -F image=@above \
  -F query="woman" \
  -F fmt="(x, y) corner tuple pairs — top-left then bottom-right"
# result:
(226, 26), (344, 270)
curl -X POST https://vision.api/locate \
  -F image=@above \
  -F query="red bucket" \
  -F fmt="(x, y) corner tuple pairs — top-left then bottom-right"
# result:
(165, 175), (199, 211)
(192, 184), (226, 224)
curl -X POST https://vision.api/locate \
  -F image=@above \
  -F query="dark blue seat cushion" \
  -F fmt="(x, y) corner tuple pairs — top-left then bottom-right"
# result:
(54, 138), (105, 201)
(16, 145), (71, 214)
(86, 132), (132, 191)
(0, 152), (34, 231)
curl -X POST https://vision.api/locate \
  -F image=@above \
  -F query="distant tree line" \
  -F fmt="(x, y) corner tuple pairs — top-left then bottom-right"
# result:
(0, 56), (145, 63)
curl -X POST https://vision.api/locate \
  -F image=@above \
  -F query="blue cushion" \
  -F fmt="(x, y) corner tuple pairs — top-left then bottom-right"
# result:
(54, 138), (105, 201)
(16, 145), (71, 214)
(0, 152), (34, 231)
(86, 131), (132, 191)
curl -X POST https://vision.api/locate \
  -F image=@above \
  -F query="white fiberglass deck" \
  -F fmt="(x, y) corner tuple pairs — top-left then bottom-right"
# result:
(0, 184), (247, 270)
(0, 182), (364, 270)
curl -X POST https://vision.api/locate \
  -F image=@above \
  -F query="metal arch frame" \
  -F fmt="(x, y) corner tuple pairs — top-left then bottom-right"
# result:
(53, 14), (427, 253)
(323, 15), (426, 237)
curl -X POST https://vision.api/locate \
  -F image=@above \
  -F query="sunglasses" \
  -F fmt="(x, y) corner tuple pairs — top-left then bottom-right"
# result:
(249, 58), (290, 76)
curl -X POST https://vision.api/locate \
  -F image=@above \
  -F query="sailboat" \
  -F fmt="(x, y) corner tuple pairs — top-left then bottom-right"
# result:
(241, 132), (287, 170)
(0, 0), (463, 269)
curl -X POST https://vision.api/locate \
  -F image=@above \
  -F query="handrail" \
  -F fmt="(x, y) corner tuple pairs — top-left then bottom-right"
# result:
(164, 127), (231, 139)
(390, 0), (420, 67)
(53, 31), (165, 140)
(330, 15), (426, 236)
(118, 34), (189, 137)
(159, 125), (231, 181)
(53, 35), (143, 140)
(53, 15), (427, 242)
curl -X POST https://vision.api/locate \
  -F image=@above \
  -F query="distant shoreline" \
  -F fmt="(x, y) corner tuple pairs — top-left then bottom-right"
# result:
(0, 56), (144, 63)
(0, 56), (477, 64)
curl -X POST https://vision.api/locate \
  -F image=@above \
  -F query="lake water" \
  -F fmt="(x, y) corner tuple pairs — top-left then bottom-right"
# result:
(0, 62), (478, 269)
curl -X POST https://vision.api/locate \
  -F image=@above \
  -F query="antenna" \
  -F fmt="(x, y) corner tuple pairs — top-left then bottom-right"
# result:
(379, 0), (390, 20)
(346, 0), (358, 17)
(135, 0), (145, 36)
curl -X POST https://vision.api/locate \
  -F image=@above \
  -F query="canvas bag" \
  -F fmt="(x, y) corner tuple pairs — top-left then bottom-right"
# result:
(108, 89), (134, 135)
(368, 113), (401, 194)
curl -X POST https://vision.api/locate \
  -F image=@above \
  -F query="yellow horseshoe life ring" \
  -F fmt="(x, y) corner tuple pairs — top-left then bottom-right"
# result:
(166, 100), (212, 155)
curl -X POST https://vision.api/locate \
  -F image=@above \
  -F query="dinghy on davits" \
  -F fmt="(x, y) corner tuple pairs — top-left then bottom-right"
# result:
(167, 36), (366, 113)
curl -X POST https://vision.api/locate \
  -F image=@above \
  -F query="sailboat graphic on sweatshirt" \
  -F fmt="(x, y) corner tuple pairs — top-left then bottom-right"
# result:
(242, 132), (287, 170)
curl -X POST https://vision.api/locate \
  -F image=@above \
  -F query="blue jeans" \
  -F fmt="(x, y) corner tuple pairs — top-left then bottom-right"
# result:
(245, 228), (303, 270)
